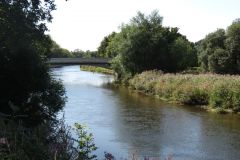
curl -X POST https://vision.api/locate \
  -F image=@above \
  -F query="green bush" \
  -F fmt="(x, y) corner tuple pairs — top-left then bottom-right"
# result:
(173, 84), (209, 105)
(210, 82), (240, 111)
(232, 89), (240, 111)
(210, 82), (232, 109)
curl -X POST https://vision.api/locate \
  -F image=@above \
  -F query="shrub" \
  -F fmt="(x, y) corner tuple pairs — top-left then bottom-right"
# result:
(173, 84), (209, 105)
(210, 82), (233, 109)
(0, 118), (97, 160)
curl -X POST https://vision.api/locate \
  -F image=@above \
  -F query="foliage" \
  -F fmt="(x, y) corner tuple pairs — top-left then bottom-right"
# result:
(108, 11), (197, 78)
(0, 117), (98, 160)
(47, 40), (99, 58)
(225, 18), (240, 73)
(0, 0), (66, 126)
(74, 123), (97, 160)
(197, 19), (240, 74)
(70, 49), (85, 58)
(129, 70), (240, 112)
(80, 65), (114, 75)
(97, 32), (116, 58)
(181, 67), (203, 74)
(81, 50), (98, 58)
(0, 120), (52, 160)
(111, 55), (127, 80)
(70, 49), (98, 58)
(48, 39), (73, 58)
(1, 1), (97, 160)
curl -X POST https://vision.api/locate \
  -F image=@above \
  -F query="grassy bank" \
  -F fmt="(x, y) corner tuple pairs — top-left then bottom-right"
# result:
(80, 65), (114, 75)
(128, 70), (240, 113)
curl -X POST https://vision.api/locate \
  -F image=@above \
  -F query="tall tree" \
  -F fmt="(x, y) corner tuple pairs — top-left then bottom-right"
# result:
(0, 0), (66, 126)
(110, 11), (197, 77)
(48, 39), (73, 58)
(97, 32), (116, 58)
(197, 29), (228, 73)
(226, 19), (240, 73)
(197, 19), (240, 74)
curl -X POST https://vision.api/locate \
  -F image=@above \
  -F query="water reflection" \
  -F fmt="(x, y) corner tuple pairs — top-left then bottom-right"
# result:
(52, 66), (240, 160)
(111, 87), (204, 159)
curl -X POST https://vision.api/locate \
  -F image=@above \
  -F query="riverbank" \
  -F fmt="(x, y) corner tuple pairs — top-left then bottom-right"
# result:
(80, 65), (114, 75)
(127, 70), (240, 113)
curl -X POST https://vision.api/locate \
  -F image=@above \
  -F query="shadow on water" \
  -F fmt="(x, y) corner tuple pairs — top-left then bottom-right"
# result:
(52, 66), (240, 160)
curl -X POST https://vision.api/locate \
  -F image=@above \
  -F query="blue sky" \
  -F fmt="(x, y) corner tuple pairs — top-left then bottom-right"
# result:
(47, 0), (240, 51)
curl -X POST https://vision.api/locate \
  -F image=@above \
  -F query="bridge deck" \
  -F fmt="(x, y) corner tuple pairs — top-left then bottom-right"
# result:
(47, 58), (111, 65)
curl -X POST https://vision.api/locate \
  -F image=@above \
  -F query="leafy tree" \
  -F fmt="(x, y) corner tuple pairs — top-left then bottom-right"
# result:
(84, 50), (98, 58)
(109, 11), (197, 77)
(71, 49), (98, 58)
(197, 29), (227, 73)
(48, 39), (73, 58)
(208, 48), (230, 73)
(0, 0), (66, 126)
(169, 36), (197, 71)
(197, 19), (240, 74)
(97, 32), (116, 58)
(72, 49), (85, 58)
(225, 19), (240, 73)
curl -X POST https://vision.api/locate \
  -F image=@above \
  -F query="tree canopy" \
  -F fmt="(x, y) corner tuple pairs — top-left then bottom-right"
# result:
(48, 39), (98, 58)
(197, 19), (240, 74)
(97, 32), (116, 58)
(48, 39), (73, 58)
(107, 11), (197, 78)
(0, 0), (65, 126)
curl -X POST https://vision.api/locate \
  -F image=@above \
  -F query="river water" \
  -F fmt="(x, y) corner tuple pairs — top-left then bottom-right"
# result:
(52, 65), (240, 160)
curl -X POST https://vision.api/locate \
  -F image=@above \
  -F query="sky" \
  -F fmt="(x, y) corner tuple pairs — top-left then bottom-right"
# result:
(47, 0), (240, 51)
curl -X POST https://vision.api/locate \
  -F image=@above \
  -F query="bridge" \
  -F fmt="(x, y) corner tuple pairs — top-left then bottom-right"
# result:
(47, 58), (111, 65)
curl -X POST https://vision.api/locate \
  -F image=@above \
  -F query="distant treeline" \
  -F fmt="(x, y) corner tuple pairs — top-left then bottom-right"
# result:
(48, 39), (98, 58)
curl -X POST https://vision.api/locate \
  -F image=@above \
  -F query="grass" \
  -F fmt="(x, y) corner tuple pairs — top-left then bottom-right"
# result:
(80, 65), (114, 75)
(128, 70), (240, 113)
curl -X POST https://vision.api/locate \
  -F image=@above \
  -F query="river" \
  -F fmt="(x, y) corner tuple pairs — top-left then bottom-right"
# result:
(52, 65), (240, 160)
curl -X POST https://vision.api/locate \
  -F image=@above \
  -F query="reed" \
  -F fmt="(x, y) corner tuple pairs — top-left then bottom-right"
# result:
(80, 65), (114, 75)
(129, 70), (240, 113)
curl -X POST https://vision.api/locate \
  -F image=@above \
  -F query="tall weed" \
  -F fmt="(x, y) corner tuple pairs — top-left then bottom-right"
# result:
(129, 70), (240, 112)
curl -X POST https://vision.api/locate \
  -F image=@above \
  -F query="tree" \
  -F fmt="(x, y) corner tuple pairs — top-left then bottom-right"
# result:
(0, 0), (66, 126)
(84, 50), (98, 58)
(197, 29), (227, 73)
(197, 19), (240, 74)
(0, 0), (55, 57)
(226, 19), (240, 73)
(72, 49), (85, 58)
(110, 11), (197, 77)
(48, 39), (73, 58)
(97, 32), (116, 58)
(208, 48), (230, 73)
(169, 36), (197, 71)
